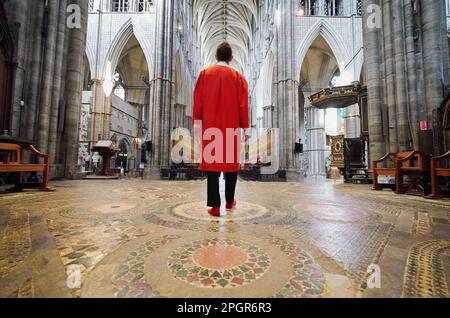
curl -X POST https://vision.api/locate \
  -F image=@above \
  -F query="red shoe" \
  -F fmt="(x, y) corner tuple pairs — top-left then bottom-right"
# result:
(208, 207), (221, 217)
(226, 200), (237, 210)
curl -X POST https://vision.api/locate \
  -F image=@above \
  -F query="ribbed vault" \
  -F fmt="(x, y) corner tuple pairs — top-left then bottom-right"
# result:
(193, 0), (257, 73)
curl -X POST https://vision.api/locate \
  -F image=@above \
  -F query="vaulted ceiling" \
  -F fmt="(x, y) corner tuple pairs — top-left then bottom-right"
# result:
(192, 0), (258, 73)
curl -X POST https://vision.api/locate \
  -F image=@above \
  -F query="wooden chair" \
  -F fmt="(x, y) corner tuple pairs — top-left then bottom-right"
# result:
(373, 151), (430, 195)
(396, 151), (430, 195)
(0, 142), (54, 192)
(372, 152), (399, 191)
(429, 150), (450, 198)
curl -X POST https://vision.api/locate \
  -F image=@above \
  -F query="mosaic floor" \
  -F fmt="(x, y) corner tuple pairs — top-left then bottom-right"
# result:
(0, 178), (449, 298)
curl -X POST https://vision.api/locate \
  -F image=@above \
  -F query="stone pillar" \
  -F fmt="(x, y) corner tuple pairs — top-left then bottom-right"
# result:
(48, 0), (69, 167)
(421, 0), (450, 119)
(274, 0), (301, 181)
(91, 81), (112, 141)
(392, 0), (411, 150)
(145, 0), (176, 179)
(305, 100), (326, 177)
(8, 0), (29, 137)
(403, 0), (420, 149)
(344, 105), (361, 138)
(24, 0), (45, 142)
(362, 0), (386, 164)
(37, 0), (61, 155)
(64, 0), (89, 178)
(382, 0), (399, 152)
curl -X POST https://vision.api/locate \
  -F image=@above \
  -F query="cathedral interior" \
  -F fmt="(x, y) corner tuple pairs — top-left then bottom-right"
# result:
(0, 0), (450, 299)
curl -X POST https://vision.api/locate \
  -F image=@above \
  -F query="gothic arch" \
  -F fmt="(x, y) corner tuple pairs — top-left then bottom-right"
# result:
(264, 50), (275, 107)
(105, 18), (134, 78)
(296, 19), (350, 81)
(85, 45), (96, 77)
(103, 18), (153, 84)
(355, 53), (365, 83)
(132, 20), (154, 78)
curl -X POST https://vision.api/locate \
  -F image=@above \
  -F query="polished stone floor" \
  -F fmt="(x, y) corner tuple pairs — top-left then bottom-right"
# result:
(0, 178), (449, 298)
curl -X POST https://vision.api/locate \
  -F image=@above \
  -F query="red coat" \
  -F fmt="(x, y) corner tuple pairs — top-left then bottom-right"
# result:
(193, 64), (249, 172)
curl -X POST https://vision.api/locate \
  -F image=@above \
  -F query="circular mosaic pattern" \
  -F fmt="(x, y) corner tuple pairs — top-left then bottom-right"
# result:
(171, 201), (270, 222)
(109, 235), (326, 298)
(167, 238), (271, 289)
(113, 186), (162, 193)
(90, 203), (137, 214)
(294, 203), (381, 223)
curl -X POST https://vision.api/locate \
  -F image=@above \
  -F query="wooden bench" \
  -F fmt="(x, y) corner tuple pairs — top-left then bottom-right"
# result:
(373, 151), (430, 195)
(0, 142), (53, 191)
(429, 150), (450, 198)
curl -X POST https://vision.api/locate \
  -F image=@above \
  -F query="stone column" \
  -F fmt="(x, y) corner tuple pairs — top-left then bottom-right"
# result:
(91, 81), (111, 141)
(421, 0), (450, 119)
(362, 0), (386, 165)
(48, 0), (69, 168)
(403, 0), (420, 149)
(8, 0), (29, 137)
(382, 0), (399, 152)
(344, 105), (361, 138)
(64, 0), (89, 178)
(305, 99), (326, 177)
(274, 0), (301, 181)
(24, 0), (45, 142)
(145, 0), (176, 179)
(392, 0), (411, 150)
(37, 0), (61, 155)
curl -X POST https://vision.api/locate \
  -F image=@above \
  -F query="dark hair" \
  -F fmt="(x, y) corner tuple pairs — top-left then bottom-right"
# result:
(216, 42), (233, 62)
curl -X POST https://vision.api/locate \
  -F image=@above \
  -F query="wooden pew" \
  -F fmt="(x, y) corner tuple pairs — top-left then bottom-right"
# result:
(372, 152), (398, 191)
(429, 150), (450, 198)
(373, 151), (430, 195)
(0, 142), (54, 192)
(396, 151), (430, 195)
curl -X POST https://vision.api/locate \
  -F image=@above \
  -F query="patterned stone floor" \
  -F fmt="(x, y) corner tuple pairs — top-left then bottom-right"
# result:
(0, 178), (449, 298)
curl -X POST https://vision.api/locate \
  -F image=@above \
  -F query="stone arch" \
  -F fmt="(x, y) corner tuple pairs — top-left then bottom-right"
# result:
(104, 18), (134, 79)
(358, 63), (365, 84)
(83, 54), (92, 91)
(119, 137), (131, 154)
(132, 20), (154, 79)
(263, 50), (275, 107)
(355, 51), (365, 84)
(103, 18), (153, 86)
(296, 19), (350, 81)
(85, 45), (96, 77)
(254, 50), (275, 121)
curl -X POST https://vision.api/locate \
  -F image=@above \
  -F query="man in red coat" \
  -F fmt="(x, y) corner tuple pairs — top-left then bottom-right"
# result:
(193, 42), (250, 217)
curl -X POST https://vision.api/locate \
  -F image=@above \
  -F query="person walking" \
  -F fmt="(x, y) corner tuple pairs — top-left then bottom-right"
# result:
(193, 42), (250, 217)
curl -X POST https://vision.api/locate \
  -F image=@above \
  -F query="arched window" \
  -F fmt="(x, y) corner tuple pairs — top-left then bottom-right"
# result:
(356, 0), (362, 16)
(112, 0), (129, 12)
(298, 0), (319, 16)
(137, 0), (154, 12)
(324, 0), (344, 16)
(89, 0), (95, 12)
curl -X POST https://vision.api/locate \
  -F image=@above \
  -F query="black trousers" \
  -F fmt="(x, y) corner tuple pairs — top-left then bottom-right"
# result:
(207, 172), (238, 208)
